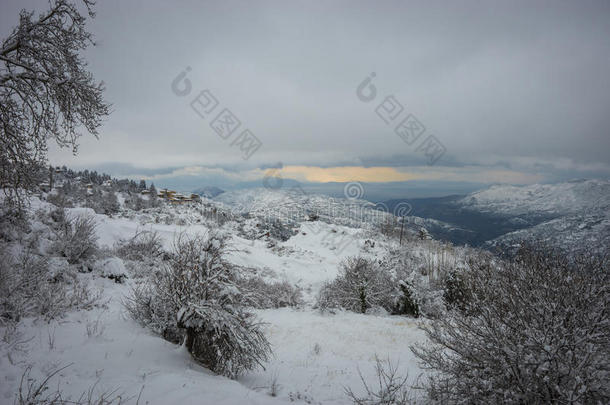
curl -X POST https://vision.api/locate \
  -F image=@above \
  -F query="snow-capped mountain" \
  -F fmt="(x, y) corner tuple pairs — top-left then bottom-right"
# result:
(457, 179), (610, 218)
(212, 187), (461, 237)
(383, 179), (609, 253)
(466, 180), (610, 254)
(214, 187), (393, 228)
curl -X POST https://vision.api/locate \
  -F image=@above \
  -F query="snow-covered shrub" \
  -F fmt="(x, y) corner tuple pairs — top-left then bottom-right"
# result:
(0, 248), (58, 323)
(317, 256), (393, 313)
(125, 281), (181, 343)
(15, 364), (124, 405)
(239, 277), (303, 308)
(393, 280), (419, 317)
(114, 230), (163, 262)
(125, 232), (271, 378)
(345, 356), (416, 405)
(46, 190), (73, 209)
(378, 217), (400, 239)
(99, 191), (120, 214)
(0, 207), (30, 243)
(51, 214), (98, 264)
(264, 218), (294, 241)
(0, 247), (99, 324)
(92, 257), (128, 283)
(178, 302), (271, 379)
(412, 245), (610, 404)
(441, 269), (471, 312)
(48, 205), (68, 228)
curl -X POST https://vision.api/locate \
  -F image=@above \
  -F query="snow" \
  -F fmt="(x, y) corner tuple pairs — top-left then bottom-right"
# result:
(459, 179), (610, 216)
(0, 279), (425, 404)
(92, 257), (126, 277)
(459, 179), (610, 253)
(1, 198), (428, 404)
(0, 278), (281, 405)
(244, 308), (426, 404)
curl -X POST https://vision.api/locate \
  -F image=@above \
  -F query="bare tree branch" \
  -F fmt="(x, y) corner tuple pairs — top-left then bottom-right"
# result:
(0, 0), (110, 208)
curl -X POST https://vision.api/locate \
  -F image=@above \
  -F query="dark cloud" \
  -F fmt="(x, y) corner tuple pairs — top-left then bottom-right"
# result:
(2, 0), (609, 190)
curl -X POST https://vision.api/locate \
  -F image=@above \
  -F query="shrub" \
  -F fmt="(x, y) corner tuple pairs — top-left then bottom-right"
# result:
(442, 269), (471, 312)
(239, 277), (303, 309)
(0, 207), (30, 243)
(378, 217), (400, 239)
(345, 356), (416, 405)
(178, 302), (271, 379)
(317, 256), (393, 313)
(412, 245), (610, 404)
(100, 191), (120, 214)
(52, 214), (98, 264)
(125, 232), (271, 378)
(46, 191), (73, 209)
(16, 365), (124, 405)
(0, 247), (99, 325)
(0, 248), (57, 323)
(115, 230), (163, 262)
(125, 281), (181, 343)
(393, 280), (420, 317)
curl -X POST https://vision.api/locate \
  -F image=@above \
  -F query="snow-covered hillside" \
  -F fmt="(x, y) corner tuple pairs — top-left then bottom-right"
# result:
(2, 175), (607, 404)
(214, 187), (461, 240)
(458, 179), (610, 217)
(457, 179), (610, 253)
(2, 193), (455, 404)
(391, 179), (610, 253)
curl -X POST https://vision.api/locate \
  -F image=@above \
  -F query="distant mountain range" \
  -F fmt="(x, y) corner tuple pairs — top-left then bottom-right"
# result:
(197, 179), (609, 254)
(192, 186), (225, 198)
(385, 179), (610, 254)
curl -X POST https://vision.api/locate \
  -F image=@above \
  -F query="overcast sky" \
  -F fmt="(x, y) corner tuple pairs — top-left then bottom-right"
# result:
(2, 0), (609, 197)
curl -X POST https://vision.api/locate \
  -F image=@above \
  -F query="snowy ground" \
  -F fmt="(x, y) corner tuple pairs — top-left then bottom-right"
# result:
(1, 203), (427, 404)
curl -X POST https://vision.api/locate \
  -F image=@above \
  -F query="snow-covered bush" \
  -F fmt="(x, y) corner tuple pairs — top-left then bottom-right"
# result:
(239, 277), (303, 308)
(92, 257), (127, 283)
(99, 191), (120, 215)
(264, 218), (294, 241)
(177, 302), (271, 379)
(46, 191), (73, 209)
(15, 364), (123, 405)
(317, 256), (393, 313)
(412, 245), (610, 403)
(114, 230), (163, 262)
(393, 280), (420, 317)
(0, 207), (30, 243)
(125, 232), (271, 378)
(51, 214), (98, 264)
(441, 269), (471, 312)
(125, 281), (181, 343)
(0, 247), (99, 325)
(1, 248), (57, 323)
(345, 356), (416, 405)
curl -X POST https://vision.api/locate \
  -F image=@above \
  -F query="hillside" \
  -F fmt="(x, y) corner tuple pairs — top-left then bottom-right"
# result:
(1, 179), (472, 404)
(384, 179), (610, 253)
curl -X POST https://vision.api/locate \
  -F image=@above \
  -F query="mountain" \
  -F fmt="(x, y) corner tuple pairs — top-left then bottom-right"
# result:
(193, 186), (225, 198)
(214, 187), (393, 229)
(384, 179), (610, 253)
(212, 187), (463, 239)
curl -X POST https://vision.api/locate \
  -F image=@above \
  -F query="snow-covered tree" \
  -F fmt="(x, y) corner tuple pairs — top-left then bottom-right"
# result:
(100, 191), (120, 214)
(412, 244), (610, 403)
(318, 256), (393, 313)
(126, 232), (271, 378)
(52, 214), (98, 264)
(0, 0), (110, 207)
